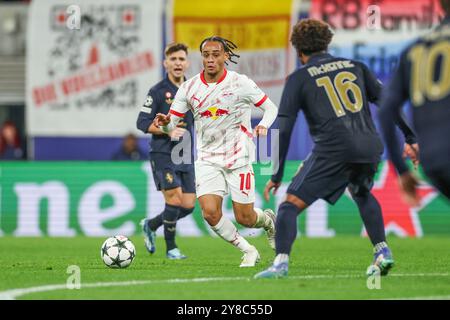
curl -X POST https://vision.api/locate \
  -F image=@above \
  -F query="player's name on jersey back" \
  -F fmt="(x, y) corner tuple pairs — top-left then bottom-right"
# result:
(307, 60), (355, 77)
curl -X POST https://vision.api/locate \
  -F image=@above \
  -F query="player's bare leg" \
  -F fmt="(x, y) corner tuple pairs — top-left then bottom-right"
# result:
(199, 194), (223, 225)
(181, 193), (196, 210)
(178, 192), (196, 220)
(255, 194), (308, 279)
(163, 187), (184, 206)
(199, 194), (259, 267)
(232, 202), (276, 250)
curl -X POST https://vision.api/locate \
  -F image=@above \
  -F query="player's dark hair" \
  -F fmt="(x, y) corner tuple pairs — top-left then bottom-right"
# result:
(199, 36), (240, 65)
(441, 0), (450, 15)
(290, 19), (334, 56)
(165, 43), (188, 57)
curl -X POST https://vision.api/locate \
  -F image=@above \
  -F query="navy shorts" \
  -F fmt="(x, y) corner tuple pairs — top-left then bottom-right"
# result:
(424, 167), (450, 200)
(287, 153), (379, 205)
(150, 153), (195, 193)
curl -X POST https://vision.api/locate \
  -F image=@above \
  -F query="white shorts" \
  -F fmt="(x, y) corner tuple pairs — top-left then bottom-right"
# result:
(195, 160), (255, 204)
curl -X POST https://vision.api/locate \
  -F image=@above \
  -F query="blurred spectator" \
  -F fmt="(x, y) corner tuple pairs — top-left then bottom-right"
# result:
(0, 120), (24, 160)
(112, 133), (146, 161)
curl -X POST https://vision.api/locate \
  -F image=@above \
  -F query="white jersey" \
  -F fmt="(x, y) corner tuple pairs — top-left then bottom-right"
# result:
(169, 69), (268, 169)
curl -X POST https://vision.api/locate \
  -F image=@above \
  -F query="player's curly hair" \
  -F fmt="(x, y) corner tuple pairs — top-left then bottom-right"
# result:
(199, 36), (240, 65)
(290, 19), (334, 56)
(165, 43), (188, 57)
(441, 0), (450, 15)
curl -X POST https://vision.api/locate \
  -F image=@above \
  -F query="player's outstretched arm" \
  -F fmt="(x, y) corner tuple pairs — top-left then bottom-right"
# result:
(254, 98), (278, 136)
(268, 74), (301, 195)
(155, 84), (190, 138)
(379, 94), (409, 175)
(361, 60), (418, 150)
(379, 52), (417, 178)
(271, 115), (296, 186)
(137, 89), (162, 135)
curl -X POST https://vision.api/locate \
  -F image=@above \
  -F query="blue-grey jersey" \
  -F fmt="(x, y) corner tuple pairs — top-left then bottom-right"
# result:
(136, 76), (194, 163)
(272, 53), (416, 183)
(380, 16), (450, 174)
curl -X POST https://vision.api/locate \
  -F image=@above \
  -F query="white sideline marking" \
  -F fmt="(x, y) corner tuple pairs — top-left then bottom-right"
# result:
(0, 273), (449, 300)
(0, 277), (248, 300)
(387, 295), (450, 300)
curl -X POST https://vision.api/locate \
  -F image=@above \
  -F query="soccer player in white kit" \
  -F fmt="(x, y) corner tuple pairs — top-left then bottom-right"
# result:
(155, 36), (278, 267)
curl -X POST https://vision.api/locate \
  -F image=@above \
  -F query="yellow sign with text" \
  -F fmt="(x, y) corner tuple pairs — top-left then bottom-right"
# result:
(173, 0), (293, 50)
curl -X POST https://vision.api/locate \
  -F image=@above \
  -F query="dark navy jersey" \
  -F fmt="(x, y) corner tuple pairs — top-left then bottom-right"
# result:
(136, 76), (194, 166)
(380, 16), (450, 174)
(272, 53), (416, 183)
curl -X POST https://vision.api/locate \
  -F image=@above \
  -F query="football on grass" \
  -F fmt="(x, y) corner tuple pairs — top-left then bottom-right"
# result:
(101, 235), (136, 268)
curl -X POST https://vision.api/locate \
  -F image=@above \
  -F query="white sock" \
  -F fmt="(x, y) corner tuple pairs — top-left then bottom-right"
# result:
(252, 208), (270, 229)
(273, 254), (289, 266)
(211, 216), (252, 253)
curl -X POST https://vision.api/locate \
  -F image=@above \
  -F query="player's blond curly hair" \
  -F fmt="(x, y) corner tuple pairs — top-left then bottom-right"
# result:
(290, 19), (334, 56)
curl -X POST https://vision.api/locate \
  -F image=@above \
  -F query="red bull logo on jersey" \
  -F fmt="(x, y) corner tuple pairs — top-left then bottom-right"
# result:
(199, 106), (229, 120)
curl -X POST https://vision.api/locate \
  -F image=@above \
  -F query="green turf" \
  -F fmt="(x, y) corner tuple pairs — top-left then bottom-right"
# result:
(0, 235), (449, 300)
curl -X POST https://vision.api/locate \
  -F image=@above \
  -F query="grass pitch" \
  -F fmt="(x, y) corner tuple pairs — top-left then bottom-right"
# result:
(0, 235), (449, 300)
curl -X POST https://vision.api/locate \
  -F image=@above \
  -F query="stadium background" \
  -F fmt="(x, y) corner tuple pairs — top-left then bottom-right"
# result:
(0, 0), (448, 239)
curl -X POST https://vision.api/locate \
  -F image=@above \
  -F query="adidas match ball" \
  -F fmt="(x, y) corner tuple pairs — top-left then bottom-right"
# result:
(101, 235), (136, 268)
